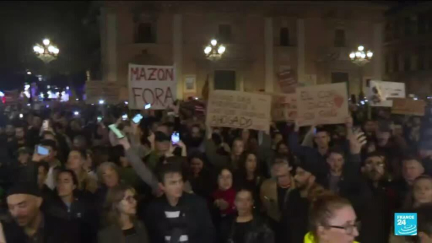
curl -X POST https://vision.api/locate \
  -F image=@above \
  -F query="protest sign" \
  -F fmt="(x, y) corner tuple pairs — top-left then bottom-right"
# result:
(278, 69), (297, 94)
(392, 98), (426, 116)
(296, 83), (349, 127)
(85, 81), (120, 104)
(271, 93), (297, 122)
(369, 80), (405, 107)
(128, 64), (177, 110)
(206, 90), (271, 132)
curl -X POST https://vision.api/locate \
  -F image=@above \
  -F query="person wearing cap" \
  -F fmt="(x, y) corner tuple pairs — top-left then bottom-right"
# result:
(3, 182), (80, 243)
(280, 159), (329, 243)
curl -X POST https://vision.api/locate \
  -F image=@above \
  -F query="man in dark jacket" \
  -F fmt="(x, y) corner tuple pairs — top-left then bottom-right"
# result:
(145, 162), (215, 243)
(281, 159), (328, 243)
(4, 182), (80, 243)
(322, 146), (370, 215)
(288, 126), (330, 172)
(290, 120), (370, 215)
(359, 152), (396, 243)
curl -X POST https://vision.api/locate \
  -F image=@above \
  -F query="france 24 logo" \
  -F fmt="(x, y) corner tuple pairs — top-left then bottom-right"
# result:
(394, 213), (417, 236)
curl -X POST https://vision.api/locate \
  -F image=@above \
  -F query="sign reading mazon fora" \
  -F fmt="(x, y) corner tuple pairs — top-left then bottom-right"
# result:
(128, 64), (177, 110)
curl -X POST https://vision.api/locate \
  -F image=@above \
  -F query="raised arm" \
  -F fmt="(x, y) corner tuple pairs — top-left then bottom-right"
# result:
(288, 130), (309, 157)
(119, 138), (160, 194)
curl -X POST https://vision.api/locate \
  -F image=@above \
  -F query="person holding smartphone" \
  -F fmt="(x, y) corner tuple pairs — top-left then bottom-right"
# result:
(38, 140), (61, 190)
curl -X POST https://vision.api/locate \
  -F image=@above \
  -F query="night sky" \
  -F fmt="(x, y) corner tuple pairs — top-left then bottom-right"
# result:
(0, 1), (98, 91)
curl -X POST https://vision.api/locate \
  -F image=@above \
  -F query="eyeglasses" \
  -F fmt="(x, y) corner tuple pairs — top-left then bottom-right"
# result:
(327, 221), (361, 235)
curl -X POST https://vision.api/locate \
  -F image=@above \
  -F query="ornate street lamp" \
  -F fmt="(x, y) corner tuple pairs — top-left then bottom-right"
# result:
(33, 38), (60, 64)
(349, 45), (373, 66)
(349, 45), (373, 100)
(203, 39), (226, 61)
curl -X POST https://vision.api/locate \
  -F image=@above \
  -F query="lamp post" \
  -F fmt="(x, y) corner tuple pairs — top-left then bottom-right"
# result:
(33, 39), (60, 101)
(349, 45), (373, 100)
(203, 39), (226, 96)
(349, 45), (373, 119)
(33, 38), (60, 64)
(204, 39), (226, 62)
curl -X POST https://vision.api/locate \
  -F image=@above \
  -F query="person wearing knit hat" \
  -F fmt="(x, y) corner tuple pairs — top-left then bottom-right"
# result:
(4, 182), (81, 242)
(280, 159), (329, 243)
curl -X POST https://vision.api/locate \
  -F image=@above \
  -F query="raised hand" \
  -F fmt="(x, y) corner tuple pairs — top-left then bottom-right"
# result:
(349, 130), (367, 155)
(32, 147), (48, 163)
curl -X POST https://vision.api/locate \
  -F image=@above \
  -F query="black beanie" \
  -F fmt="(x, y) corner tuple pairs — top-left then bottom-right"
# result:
(7, 182), (41, 198)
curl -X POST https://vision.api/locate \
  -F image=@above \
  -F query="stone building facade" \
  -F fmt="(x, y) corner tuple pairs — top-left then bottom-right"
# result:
(99, 1), (388, 100)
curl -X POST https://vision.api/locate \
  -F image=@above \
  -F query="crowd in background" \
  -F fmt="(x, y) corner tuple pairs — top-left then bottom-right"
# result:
(0, 100), (430, 243)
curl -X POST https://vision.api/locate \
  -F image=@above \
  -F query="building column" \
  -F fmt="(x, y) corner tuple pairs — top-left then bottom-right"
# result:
(238, 71), (244, 91)
(173, 14), (183, 99)
(297, 19), (306, 85)
(106, 10), (118, 83)
(264, 17), (274, 92)
(373, 22), (383, 80)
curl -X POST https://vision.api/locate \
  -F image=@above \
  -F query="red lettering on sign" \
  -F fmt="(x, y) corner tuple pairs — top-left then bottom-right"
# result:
(132, 88), (142, 104)
(155, 88), (164, 105)
(148, 68), (156, 81)
(165, 87), (173, 104)
(130, 68), (140, 81)
(142, 89), (155, 104)
(139, 67), (147, 80)
(166, 69), (174, 81)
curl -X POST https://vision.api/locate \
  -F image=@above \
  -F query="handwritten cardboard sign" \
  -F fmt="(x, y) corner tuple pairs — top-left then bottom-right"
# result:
(392, 98), (426, 116)
(296, 83), (349, 126)
(369, 80), (405, 107)
(128, 64), (177, 110)
(85, 81), (120, 104)
(206, 90), (271, 132)
(271, 93), (297, 122)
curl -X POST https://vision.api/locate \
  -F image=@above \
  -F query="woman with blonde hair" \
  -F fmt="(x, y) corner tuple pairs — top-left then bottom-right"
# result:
(305, 194), (360, 243)
(98, 184), (149, 243)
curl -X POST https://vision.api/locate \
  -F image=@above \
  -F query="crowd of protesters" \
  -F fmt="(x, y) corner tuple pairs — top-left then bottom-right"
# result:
(0, 99), (430, 243)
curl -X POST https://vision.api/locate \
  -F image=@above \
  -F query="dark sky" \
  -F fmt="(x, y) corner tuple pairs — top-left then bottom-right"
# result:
(0, 1), (97, 90)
